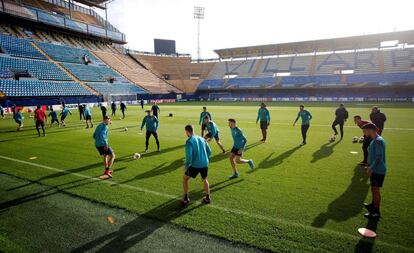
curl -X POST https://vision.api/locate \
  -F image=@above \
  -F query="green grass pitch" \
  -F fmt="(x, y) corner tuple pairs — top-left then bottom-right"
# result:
(1, 102), (413, 252)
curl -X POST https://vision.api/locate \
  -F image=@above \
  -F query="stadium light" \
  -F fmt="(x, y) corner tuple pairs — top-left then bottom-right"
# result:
(194, 6), (205, 62)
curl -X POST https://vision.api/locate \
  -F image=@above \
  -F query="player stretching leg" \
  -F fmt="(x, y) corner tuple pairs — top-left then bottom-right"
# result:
(141, 110), (160, 152)
(293, 105), (312, 146)
(93, 116), (115, 178)
(256, 103), (270, 142)
(331, 103), (348, 141)
(60, 106), (72, 127)
(362, 123), (387, 220)
(199, 106), (212, 136)
(84, 105), (93, 128)
(48, 107), (59, 127)
(34, 105), (47, 137)
(228, 119), (254, 179)
(182, 125), (212, 206)
(203, 117), (226, 154)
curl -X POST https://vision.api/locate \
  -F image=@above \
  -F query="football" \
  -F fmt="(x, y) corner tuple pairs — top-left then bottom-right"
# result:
(359, 136), (364, 143)
(133, 153), (141, 159)
(124, 127), (128, 131)
(352, 136), (359, 143)
(329, 135), (336, 142)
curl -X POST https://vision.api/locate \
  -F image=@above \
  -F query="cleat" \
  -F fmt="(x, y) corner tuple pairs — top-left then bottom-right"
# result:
(364, 202), (374, 212)
(248, 159), (254, 170)
(229, 172), (239, 179)
(202, 196), (211, 204)
(300, 142), (307, 146)
(104, 170), (113, 178)
(181, 198), (190, 207)
(358, 161), (368, 166)
(364, 212), (381, 220)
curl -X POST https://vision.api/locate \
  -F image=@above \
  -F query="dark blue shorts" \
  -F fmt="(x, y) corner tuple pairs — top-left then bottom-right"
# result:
(370, 173), (385, 187)
(231, 147), (243, 156)
(96, 146), (113, 156)
(206, 132), (220, 141)
(185, 166), (208, 179)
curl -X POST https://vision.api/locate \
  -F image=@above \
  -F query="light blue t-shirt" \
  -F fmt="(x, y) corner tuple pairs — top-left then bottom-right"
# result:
(368, 135), (387, 175)
(231, 127), (247, 149)
(185, 135), (211, 169)
(296, 110), (312, 125)
(93, 123), (109, 147)
(257, 107), (270, 123)
(141, 115), (159, 132)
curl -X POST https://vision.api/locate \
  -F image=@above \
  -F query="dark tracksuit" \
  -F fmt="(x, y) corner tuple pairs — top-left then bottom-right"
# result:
(120, 103), (127, 119)
(111, 103), (116, 117)
(151, 105), (160, 118)
(78, 105), (85, 120)
(101, 106), (107, 119)
(332, 107), (349, 139)
(370, 111), (387, 135)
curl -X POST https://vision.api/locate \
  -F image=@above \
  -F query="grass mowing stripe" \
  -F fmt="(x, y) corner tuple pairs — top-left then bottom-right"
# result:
(244, 122), (414, 131)
(1, 154), (412, 252)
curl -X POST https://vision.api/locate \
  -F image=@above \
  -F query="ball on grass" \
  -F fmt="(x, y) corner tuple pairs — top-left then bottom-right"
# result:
(124, 127), (128, 132)
(329, 135), (336, 142)
(352, 136), (359, 143)
(133, 153), (141, 159)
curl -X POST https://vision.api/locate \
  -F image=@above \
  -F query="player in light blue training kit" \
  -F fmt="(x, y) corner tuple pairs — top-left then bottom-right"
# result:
(362, 123), (387, 220)
(228, 118), (254, 179)
(293, 105), (312, 145)
(199, 106), (212, 136)
(203, 116), (226, 154)
(141, 110), (160, 152)
(60, 106), (72, 127)
(93, 116), (115, 178)
(14, 108), (24, 131)
(256, 103), (270, 142)
(182, 124), (212, 206)
(84, 105), (93, 128)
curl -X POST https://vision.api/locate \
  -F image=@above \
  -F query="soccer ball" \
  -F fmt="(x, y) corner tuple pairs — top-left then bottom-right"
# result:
(133, 153), (141, 159)
(359, 136), (364, 143)
(329, 135), (336, 142)
(352, 136), (359, 143)
(124, 127), (128, 131)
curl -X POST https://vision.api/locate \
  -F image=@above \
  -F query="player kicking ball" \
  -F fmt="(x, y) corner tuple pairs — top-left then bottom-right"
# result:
(60, 106), (72, 127)
(228, 119), (254, 179)
(182, 125), (212, 206)
(141, 110), (160, 152)
(203, 116), (226, 154)
(362, 123), (387, 220)
(93, 116), (115, 179)
(34, 105), (47, 137)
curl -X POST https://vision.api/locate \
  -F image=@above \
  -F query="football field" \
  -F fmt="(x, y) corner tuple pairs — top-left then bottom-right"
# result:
(1, 102), (413, 253)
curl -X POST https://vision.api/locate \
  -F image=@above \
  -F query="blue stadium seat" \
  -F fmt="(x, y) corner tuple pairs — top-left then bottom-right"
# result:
(62, 62), (125, 82)
(347, 72), (414, 83)
(0, 34), (45, 60)
(198, 79), (225, 89)
(0, 80), (92, 97)
(0, 55), (71, 80)
(87, 82), (148, 95)
(227, 77), (275, 88)
(36, 41), (102, 64)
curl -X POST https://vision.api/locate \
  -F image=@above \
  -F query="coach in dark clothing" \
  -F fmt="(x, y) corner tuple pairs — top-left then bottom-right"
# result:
(120, 102), (127, 119)
(100, 105), (107, 119)
(78, 104), (85, 121)
(370, 106), (386, 135)
(111, 102), (117, 117)
(332, 103), (349, 140)
(151, 102), (160, 118)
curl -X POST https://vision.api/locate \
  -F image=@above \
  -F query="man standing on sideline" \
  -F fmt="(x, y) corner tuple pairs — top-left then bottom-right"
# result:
(370, 106), (387, 135)
(293, 105), (312, 146)
(182, 124), (212, 206)
(199, 106), (212, 136)
(362, 123), (387, 220)
(141, 110), (160, 152)
(60, 106), (72, 127)
(93, 116), (115, 179)
(228, 118), (254, 179)
(111, 101), (117, 117)
(140, 99), (144, 110)
(151, 102), (160, 118)
(120, 102), (127, 119)
(78, 103), (84, 121)
(34, 105), (47, 137)
(203, 116), (226, 154)
(354, 115), (374, 166)
(48, 107), (59, 126)
(0, 104), (4, 119)
(256, 103), (270, 142)
(100, 104), (107, 119)
(331, 103), (349, 140)
(84, 105), (93, 128)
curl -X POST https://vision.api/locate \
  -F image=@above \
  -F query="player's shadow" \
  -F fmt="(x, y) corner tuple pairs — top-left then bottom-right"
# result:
(138, 144), (186, 158)
(119, 158), (184, 183)
(258, 145), (302, 169)
(311, 165), (370, 228)
(209, 141), (262, 164)
(354, 219), (378, 253)
(71, 179), (244, 253)
(310, 140), (340, 163)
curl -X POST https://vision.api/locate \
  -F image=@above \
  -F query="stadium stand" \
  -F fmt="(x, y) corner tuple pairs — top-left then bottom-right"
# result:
(0, 33), (45, 59)
(0, 80), (91, 97)
(36, 41), (103, 64)
(61, 62), (124, 82)
(94, 51), (182, 94)
(131, 53), (214, 93)
(87, 82), (148, 95)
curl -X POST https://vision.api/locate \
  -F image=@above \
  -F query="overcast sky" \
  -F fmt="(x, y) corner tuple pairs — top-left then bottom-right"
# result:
(95, 0), (414, 59)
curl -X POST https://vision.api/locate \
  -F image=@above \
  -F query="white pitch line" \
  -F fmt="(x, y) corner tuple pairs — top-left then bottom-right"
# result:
(246, 122), (414, 131)
(0, 154), (412, 251)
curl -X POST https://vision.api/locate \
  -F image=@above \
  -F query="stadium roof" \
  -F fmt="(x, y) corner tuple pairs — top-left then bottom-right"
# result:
(214, 30), (414, 59)
(72, 0), (111, 9)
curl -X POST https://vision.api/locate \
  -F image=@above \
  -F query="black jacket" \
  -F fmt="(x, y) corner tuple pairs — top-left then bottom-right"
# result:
(370, 111), (387, 129)
(335, 108), (349, 121)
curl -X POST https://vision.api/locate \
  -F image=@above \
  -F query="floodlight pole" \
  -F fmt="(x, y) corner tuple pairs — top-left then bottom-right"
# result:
(194, 6), (204, 63)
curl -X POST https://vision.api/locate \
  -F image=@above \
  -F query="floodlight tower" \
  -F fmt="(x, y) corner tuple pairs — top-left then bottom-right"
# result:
(194, 6), (204, 62)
